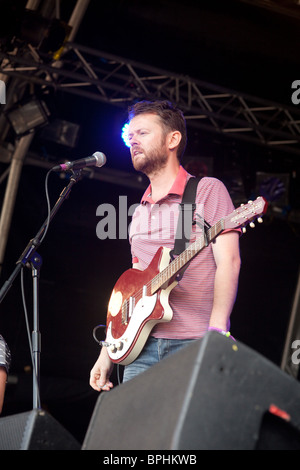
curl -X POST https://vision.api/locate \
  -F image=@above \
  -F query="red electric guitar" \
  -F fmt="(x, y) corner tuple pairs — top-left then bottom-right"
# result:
(105, 197), (268, 365)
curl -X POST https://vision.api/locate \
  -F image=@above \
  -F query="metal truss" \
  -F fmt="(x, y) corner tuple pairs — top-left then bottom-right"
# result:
(1, 41), (300, 155)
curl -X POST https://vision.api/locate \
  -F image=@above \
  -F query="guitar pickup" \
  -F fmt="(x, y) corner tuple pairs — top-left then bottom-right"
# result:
(129, 296), (135, 317)
(141, 285), (148, 306)
(121, 296), (135, 325)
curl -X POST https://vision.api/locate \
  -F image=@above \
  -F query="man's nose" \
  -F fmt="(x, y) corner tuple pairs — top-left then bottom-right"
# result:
(130, 137), (140, 147)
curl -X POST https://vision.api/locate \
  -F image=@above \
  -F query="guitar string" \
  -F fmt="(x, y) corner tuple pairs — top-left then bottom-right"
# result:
(117, 200), (264, 323)
(121, 222), (222, 321)
(121, 200), (261, 316)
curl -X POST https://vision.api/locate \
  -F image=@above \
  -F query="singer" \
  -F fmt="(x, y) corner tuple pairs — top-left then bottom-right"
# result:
(89, 100), (241, 391)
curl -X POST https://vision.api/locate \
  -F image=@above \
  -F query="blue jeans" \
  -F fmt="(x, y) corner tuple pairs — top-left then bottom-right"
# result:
(122, 336), (196, 383)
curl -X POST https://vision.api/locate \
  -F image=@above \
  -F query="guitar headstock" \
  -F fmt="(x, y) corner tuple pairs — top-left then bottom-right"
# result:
(224, 197), (268, 231)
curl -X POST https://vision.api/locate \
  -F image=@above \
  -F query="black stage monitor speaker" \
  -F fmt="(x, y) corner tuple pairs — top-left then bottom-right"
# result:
(0, 409), (80, 450)
(82, 331), (300, 450)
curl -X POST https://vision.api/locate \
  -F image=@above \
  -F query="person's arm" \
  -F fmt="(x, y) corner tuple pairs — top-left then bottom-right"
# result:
(89, 346), (114, 392)
(0, 335), (11, 413)
(209, 230), (241, 331)
(0, 367), (7, 414)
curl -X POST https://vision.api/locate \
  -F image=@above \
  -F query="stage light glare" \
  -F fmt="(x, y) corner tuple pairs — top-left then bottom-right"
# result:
(121, 123), (130, 147)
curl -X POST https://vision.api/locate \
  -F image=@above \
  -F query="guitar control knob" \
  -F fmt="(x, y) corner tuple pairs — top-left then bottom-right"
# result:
(116, 341), (123, 351)
(110, 344), (117, 353)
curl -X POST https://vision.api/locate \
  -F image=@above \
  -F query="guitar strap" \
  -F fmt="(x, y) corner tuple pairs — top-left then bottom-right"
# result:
(171, 176), (201, 257)
(170, 176), (207, 282)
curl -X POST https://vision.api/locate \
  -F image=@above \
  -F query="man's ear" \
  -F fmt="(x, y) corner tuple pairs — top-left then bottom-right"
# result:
(168, 130), (182, 151)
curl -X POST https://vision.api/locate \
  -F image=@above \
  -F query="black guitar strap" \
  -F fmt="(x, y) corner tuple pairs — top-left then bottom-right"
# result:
(170, 176), (209, 282)
(171, 176), (201, 257)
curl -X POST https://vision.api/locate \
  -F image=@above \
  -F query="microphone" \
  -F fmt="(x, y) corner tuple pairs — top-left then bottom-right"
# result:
(52, 151), (106, 172)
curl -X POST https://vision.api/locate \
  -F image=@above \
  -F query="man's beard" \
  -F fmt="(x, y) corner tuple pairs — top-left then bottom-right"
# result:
(132, 140), (168, 176)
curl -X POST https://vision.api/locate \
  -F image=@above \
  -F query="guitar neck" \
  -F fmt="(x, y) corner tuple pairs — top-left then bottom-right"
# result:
(151, 219), (225, 294)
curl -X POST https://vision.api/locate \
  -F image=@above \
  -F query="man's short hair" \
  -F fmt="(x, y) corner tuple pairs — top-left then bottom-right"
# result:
(128, 100), (187, 160)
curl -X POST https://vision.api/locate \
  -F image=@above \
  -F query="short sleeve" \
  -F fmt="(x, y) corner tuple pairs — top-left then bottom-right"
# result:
(0, 335), (11, 374)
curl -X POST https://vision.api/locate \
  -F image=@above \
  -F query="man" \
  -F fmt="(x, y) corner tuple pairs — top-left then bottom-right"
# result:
(0, 335), (11, 413)
(90, 100), (241, 391)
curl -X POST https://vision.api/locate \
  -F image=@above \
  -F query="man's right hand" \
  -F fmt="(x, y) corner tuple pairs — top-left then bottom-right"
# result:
(89, 347), (114, 392)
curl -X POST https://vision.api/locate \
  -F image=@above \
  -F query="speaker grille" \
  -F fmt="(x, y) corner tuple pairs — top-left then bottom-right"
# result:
(0, 410), (80, 450)
(83, 332), (300, 450)
(0, 412), (29, 450)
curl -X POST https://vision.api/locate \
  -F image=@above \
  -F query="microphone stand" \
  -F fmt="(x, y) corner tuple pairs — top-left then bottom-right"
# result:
(0, 169), (83, 409)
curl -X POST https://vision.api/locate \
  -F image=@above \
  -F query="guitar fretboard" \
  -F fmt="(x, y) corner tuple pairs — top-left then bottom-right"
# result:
(151, 219), (224, 294)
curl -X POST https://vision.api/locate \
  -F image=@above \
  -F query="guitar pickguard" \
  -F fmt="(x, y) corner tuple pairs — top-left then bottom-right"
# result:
(106, 293), (157, 363)
(105, 246), (176, 365)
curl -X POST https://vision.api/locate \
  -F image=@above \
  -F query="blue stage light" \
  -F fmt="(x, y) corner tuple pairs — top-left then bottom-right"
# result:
(121, 122), (130, 147)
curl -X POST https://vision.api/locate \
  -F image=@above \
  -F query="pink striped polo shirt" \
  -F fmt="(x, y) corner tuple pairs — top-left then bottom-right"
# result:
(129, 165), (236, 339)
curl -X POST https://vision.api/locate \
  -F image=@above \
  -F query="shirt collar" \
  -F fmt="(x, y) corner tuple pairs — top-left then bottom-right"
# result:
(141, 165), (189, 203)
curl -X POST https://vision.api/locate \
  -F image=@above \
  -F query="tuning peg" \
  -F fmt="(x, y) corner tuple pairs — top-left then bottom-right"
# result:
(257, 217), (263, 223)
(242, 227), (247, 233)
(248, 200), (253, 204)
(250, 222), (255, 228)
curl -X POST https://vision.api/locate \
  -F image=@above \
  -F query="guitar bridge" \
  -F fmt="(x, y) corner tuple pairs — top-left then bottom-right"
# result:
(121, 300), (128, 325)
